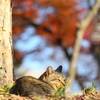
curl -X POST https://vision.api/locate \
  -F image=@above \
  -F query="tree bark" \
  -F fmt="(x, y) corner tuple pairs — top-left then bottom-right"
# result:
(66, 0), (100, 90)
(0, 0), (13, 87)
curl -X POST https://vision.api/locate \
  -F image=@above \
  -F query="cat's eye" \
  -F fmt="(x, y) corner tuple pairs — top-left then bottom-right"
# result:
(58, 79), (60, 81)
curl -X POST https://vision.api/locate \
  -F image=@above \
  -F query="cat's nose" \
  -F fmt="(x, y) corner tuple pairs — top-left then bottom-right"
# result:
(61, 81), (65, 86)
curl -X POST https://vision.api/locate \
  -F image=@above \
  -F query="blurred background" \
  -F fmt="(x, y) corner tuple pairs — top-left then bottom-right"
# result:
(12, 0), (100, 93)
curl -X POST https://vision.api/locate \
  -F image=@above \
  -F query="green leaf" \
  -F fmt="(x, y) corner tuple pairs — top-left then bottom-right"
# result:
(53, 87), (65, 98)
(4, 85), (8, 90)
(53, 81), (71, 98)
(89, 81), (95, 93)
(83, 81), (95, 94)
(0, 90), (3, 92)
(0, 82), (16, 96)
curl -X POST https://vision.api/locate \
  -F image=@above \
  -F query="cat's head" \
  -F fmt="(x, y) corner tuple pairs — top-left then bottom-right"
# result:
(39, 65), (65, 90)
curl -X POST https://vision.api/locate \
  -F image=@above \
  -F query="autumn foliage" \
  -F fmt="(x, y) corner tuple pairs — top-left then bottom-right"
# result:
(12, 0), (85, 47)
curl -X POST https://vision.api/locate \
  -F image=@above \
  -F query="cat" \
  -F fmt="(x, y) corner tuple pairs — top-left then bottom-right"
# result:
(10, 65), (65, 96)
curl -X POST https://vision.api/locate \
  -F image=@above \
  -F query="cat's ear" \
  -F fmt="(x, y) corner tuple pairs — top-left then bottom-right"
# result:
(55, 65), (62, 73)
(46, 66), (54, 76)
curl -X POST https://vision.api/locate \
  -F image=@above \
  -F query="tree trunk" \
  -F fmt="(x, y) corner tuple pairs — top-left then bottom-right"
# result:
(0, 0), (13, 87)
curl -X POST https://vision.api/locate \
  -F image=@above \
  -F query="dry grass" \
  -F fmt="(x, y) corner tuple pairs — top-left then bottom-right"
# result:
(0, 91), (100, 100)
